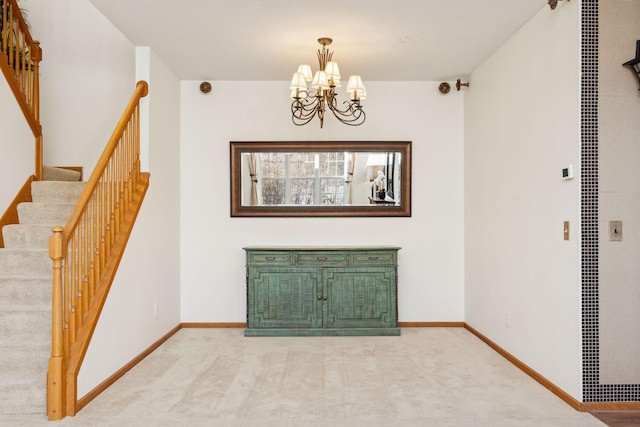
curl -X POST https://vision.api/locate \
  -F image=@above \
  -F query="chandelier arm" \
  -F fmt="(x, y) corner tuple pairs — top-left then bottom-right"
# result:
(290, 88), (365, 127)
(332, 106), (366, 126)
(291, 104), (317, 126)
(296, 101), (319, 116)
(291, 92), (324, 126)
(326, 95), (366, 126)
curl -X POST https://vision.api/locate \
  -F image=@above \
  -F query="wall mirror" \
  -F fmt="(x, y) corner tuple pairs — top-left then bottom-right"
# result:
(230, 141), (411, 217)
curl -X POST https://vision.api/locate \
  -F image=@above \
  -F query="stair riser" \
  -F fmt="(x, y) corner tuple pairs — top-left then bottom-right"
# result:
(31, 181), (85, 203)
(17, 202), (75, 225)
(0, 251), (51, 276)
(2, 225), (53, 249)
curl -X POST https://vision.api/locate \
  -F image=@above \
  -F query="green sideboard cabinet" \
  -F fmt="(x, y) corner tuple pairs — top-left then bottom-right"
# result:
(244, 247), (400, 337)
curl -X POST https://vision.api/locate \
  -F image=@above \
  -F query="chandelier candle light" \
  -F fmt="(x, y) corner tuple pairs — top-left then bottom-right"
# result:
(290, 38), (366, 128)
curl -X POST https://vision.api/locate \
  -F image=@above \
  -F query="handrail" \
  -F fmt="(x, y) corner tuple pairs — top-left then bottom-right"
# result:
(47, 81), (149, 420)
(0, 175), (33, 248)
(0, 0), (43, 179)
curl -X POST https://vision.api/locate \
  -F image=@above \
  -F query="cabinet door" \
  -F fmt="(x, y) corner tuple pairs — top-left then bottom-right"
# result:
(323, 267), (398, 329)
(247, 267), (321, 328)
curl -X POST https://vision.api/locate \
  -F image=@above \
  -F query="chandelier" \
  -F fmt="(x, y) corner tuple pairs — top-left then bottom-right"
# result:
(289, 38), (366, 128)
(623, 40), (640, 91)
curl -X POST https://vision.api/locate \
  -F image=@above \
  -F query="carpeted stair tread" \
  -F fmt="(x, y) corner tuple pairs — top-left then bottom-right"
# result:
(0, 341), (49, 374)
(1, 367), (48, 387)
(17, 202), (75, 225)
(0, 383), (46, 415)
(0, 339), (48, 356)
(31, 180), (85, 203)
(0, 303), (50, 311)
(0, 276), (51, 305)
(0, 310), (50, 357)
(0, 333), (49, 352)
(0, 249), (51, 276)
(0, 309), (50, 341)
(2, 224), (54, 249)
(41, 165), (82, 182)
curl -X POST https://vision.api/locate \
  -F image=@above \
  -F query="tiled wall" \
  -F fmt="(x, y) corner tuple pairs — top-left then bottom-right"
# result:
(582, 0), (640, 402)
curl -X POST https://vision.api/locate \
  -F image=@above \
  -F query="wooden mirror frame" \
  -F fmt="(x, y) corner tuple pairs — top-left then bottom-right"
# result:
(230, 141), (412, 217)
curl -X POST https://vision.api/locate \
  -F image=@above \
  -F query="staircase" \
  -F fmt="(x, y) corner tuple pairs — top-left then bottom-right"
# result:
(0, 176), (84, 415)
(3, 3), (149, 416)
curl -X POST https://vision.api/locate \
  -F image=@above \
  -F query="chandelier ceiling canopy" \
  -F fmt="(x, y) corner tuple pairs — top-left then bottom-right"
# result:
(289, 38), (366, 128)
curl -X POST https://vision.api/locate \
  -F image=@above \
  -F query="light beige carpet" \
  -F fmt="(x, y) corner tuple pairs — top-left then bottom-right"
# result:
(3, 328), (606, 426)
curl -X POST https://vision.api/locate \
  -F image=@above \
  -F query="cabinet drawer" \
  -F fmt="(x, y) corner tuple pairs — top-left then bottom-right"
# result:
(247, 251), (292, 266)
(295, 252), (349, 266)
(351, 251), (397, 266)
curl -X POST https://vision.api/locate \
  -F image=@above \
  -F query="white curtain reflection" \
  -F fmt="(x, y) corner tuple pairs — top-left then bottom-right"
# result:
(248, 153), (259, 206)
(346, 152), (356, 204)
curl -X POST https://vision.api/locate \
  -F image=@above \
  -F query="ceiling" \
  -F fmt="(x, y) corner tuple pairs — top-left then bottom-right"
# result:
(87, 0), (550, 82)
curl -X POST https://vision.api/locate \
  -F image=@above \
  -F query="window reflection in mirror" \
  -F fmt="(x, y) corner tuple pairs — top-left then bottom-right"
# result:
(243, 151), (401, 206)
(230, 141), (411, 217)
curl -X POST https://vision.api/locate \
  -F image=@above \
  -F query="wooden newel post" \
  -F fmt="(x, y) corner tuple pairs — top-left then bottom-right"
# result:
(47, 226), (66, 420)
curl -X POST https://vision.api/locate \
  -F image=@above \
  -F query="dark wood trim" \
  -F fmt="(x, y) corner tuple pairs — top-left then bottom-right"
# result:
(583, 402), (640, 411)
(35, 135), (43, 181)
(591, 411), (640, 426)
(0, 175), (34, 248)
(75, 324), (181, 413)
(399, 322), (465, 328)
(230, 141), (412, 218)
(181, 322), (246, 328)
(464, 323), (583, 411)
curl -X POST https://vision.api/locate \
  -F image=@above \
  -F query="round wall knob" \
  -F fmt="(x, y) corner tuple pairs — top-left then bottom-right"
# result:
(200, 81), (212, 94)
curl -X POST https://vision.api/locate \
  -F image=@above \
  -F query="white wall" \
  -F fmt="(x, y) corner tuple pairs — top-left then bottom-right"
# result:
(78, 48), (182, 396)
(464, 3), (582, 399)
(598, 0), (640, 384)
(0, 77), (33, 209)
(24, 0), (135, 171)
(180, 81), (465, 323)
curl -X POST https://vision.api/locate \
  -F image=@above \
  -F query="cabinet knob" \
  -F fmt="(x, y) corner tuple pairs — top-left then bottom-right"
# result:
(323, 296), (327, 301)
(318, 295), (323, 300)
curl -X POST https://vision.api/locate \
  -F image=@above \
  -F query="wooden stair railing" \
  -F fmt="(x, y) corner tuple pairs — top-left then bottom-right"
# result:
(0, 175), (33, 248)
(0, 0), (43, 179)
(47, 81), (150, 420)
